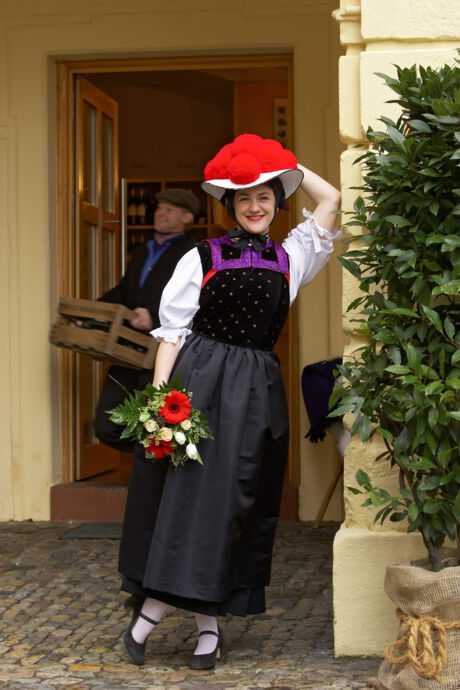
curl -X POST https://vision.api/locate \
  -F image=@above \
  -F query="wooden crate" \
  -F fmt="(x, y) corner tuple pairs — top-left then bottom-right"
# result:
(50, 297), (158, 369)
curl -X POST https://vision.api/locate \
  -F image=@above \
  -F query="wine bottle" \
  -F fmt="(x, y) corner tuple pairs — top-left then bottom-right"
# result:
(127, 187), (137, 226)
(137, 187), (147, 225)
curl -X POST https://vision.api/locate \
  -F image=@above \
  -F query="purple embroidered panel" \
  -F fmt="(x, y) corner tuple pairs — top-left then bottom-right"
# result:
(207, 236), (289, 274)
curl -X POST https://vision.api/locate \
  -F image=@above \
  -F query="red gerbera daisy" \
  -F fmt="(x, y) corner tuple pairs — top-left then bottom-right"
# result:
(159, 390), (191, 424)
(146, 438), (174, 459)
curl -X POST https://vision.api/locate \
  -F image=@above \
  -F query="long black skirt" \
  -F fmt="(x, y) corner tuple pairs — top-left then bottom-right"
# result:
(118, 333), (289, 616)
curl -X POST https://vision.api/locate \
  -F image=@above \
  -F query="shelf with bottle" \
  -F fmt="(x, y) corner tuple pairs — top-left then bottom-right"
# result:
(126, 181), (161, 228)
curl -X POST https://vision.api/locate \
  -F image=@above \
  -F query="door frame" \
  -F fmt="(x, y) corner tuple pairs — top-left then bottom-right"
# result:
(56, 53), (299, 505)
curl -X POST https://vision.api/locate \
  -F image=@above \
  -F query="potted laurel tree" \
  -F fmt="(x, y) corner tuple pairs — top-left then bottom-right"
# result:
(330, 59), (460, 689)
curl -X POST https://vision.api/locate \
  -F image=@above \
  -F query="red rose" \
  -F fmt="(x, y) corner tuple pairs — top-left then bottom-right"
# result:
(159, 390), (191, 424)
(146, 438), (174, 459)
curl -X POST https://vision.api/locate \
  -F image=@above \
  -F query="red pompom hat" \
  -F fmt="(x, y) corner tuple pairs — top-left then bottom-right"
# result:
(202, 133), (303, 200)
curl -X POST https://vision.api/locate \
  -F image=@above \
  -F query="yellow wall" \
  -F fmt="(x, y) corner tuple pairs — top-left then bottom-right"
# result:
(334, 0), (459, 656)
(0, 0), (342, 520)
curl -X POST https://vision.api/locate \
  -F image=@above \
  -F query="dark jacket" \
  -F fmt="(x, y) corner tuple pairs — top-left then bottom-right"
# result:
(99, 235), (194, 329)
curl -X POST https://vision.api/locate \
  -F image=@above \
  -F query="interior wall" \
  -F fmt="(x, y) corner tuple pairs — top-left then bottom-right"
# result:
(89, 71), (233, 179)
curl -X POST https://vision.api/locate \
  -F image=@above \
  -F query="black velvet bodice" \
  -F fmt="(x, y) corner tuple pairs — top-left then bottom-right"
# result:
(192, 238), (290, 351)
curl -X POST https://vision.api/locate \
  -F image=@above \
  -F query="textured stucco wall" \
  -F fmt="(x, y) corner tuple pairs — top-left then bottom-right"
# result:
(334, 0), (459, 657)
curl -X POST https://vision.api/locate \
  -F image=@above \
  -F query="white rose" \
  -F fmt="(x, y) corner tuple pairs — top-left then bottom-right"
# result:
(159, 427), (173, 441)
(144, 419), (158, 433)
(174, 430), (186, 445)
(180, 419), (192, 430)
(186, 443), (198, 459)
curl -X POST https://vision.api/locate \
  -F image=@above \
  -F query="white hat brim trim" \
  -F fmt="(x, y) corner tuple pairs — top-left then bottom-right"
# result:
(201, 168), (304, 201)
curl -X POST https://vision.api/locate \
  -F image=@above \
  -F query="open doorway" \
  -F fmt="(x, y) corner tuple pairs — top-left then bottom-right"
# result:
(54, 54), (301, 520)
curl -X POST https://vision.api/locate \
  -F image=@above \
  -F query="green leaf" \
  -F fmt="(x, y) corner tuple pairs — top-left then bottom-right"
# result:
(407, 119), (432, 133)
(356, 469), (371, 488)
(390, 511), (407, 522)
(408, 503), (419, 521)
(394, 426), (412, 453)
(347, 486), (364, 495)
(444, 318), (456, 339)
(377, 427), (394, 442)
(429, 201), (439, 216)
(381, 308), (419, 318)
(425, 381), (444, 396)
(442, 235), (460, 249)
(454, 490), (460, 521)
(447, 411), (460, 420)
(420, 304), (443, 333)
(385, 216), (411, 227)
(423, 500), (443, 514)
(406, 343), (420, 374)
(338, 256), (362, 279)
(387, 125), (406, 149)
(385, 365), (411, 374)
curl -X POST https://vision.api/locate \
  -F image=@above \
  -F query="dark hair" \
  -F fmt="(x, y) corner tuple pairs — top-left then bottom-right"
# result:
(221, 177), (288, 222)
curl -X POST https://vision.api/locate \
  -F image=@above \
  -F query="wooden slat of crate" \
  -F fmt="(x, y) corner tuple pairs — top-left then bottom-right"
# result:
(49, 297), (158, 369)
(57, 298), (123, 320)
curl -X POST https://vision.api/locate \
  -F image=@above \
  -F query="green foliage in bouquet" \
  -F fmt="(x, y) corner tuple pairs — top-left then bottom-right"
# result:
(330, 58), (460, 570)
(108, 377), (213, 468)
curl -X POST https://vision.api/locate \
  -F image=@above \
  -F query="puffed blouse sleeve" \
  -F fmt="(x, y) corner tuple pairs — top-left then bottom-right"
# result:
(150, 247), (203, 344)
(283, 208), (341, 303)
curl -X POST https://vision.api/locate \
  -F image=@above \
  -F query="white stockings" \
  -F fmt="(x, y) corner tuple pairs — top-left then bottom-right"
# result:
(131, 598), (172, 644)
(193, 613), (219, 655)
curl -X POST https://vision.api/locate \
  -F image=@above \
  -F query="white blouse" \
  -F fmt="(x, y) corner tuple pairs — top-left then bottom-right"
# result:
(151, 208), (340, 344)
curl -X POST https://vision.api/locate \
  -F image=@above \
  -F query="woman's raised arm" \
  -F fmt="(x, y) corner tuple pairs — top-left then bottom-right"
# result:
(297, 163), (341, 232)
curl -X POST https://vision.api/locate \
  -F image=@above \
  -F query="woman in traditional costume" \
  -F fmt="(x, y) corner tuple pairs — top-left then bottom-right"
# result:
(119, 133), (341, 669)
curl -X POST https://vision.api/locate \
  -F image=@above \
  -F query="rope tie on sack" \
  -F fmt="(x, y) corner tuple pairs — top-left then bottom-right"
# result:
(385, 607), (460, 682)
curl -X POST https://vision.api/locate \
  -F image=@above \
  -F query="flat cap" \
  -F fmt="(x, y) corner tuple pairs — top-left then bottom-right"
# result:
(155, 188), (200, 217)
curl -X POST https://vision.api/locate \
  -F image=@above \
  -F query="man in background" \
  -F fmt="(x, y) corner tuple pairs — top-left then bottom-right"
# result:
(94, 188), (198, 451)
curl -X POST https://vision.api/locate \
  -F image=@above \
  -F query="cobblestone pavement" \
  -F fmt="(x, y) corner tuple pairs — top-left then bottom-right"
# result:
(0, 520), (380, 689)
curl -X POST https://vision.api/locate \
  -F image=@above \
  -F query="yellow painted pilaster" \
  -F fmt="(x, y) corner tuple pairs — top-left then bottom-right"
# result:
(333, 0), (460, 656)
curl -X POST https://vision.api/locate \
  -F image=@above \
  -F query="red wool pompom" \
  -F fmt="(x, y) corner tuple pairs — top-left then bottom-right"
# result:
(146, 438), (175, 459)
(231, 133), (263, 155)
(204, 143), (234, 180)
(258, 139), (284, 169)
(159, 390), (192, 424)
(227, 153), (261, 184)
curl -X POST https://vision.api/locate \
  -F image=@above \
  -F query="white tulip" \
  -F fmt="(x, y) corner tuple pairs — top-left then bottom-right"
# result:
(174, 430), (186, 445)
(186, 443), (198, 459)
(144, 419), (158, 433)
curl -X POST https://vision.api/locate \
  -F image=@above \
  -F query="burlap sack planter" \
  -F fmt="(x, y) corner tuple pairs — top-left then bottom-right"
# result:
(376, 564), (460, 689)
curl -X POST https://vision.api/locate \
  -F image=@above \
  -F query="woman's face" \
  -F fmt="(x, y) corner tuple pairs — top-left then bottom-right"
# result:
(233, 184), (276, 235)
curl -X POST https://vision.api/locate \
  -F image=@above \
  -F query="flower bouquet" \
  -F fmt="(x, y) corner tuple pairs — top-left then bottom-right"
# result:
(108, 377), (212, 467)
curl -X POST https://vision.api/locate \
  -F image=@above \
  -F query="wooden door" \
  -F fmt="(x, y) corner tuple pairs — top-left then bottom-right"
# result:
(75, 76), (121, 479)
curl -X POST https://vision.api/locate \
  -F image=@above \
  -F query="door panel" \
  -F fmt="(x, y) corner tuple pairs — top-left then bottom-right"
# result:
(75, 76), (120, 480)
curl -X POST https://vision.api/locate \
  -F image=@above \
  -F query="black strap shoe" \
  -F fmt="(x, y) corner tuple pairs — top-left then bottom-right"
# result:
(188, 627), (223, 670)
(122, 612), (158, 666)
